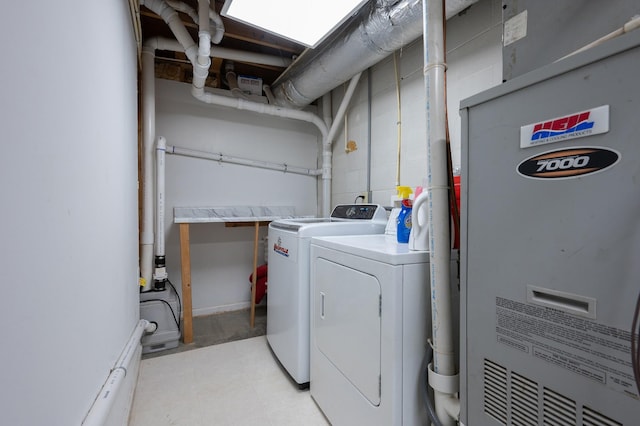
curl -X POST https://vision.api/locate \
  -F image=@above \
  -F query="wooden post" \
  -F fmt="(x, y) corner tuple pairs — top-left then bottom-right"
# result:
(179, 223), (193, 343)
(250, 221), (259, 328)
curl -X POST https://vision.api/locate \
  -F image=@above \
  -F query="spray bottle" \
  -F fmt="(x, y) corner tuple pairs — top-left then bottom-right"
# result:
(396, 186), (413, 243)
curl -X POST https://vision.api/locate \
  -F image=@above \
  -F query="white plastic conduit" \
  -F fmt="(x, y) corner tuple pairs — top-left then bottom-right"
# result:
(167, 145), (321, 176)
(423, 0), (457, 425)
(82, 320), (153, 426)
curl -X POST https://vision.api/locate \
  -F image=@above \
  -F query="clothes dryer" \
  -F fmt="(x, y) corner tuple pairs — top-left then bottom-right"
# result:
(309, 234), (458, 425)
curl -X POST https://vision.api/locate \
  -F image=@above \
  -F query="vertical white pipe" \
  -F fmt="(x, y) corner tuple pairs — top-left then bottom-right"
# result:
(423, 0), (456, 425)
(155, 137), (166, 257)
(193, 0), (211, 92)
(321, 94), (333, 217)
(140, 46), (156, 292)
(321, 72), (362, 216)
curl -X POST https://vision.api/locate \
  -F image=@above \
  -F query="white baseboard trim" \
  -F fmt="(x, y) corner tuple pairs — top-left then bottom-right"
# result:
(192, 301), (251, 317)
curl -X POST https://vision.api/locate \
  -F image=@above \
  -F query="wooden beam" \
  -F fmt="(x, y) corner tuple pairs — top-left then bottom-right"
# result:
(250, 221), (259, 328)
(179, 223), (193, 344)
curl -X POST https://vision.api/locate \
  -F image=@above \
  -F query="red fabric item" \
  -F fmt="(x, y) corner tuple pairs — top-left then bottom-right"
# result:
(249, 264), (268, 304)
(251, 276), (267, 304)
(249, 264), (268, 281)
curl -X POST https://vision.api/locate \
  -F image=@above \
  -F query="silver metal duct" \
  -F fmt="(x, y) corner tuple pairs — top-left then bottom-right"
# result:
(271, 0), (478, 109)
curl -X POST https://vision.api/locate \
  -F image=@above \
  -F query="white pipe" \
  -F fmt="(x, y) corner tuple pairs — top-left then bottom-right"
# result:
(142, 0), (197, 63)
(167, 145), (321, 176)
(192, 0), (211, 93)
(559, 14), (640, 61)
(393, 51), (402, 187)
(146, 37), (292, 68)
(207, 6), (225, 44)
(321, 93), (332, 216)
(226, 68), (250, 100)
(155, 137), (166, 256)
(320, 73), (361, 216)
(165, 0), (225, 44)
(191, 87), (328, 139)
(140, 46), (156, 292)
(82, 320), (151, 426)
(263, 85), (276, 104)
(423, 0), (456, 425)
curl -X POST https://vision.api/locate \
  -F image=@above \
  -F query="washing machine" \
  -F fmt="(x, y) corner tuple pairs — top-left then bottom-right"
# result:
(309, 234), (458, 425)
(267, 204), (388, 386)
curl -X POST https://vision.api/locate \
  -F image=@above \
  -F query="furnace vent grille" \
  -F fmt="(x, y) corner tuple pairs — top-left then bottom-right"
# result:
(583, 406), (622, 426)
(543, 387), (576, 424)
(481, 359), (624, 425)
(483, 359), (508, 425)
(510, 373), (538, 425)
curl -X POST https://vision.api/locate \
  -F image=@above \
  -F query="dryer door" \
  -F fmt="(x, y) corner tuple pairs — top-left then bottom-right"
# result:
(314, 258), (382, 406)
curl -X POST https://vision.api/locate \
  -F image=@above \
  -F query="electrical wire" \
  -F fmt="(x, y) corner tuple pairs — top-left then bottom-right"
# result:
(140, 298), (180, 331)
(631, 289), (640, 395)
(140, 280), (183, 332)
(167, 279), (182, 329)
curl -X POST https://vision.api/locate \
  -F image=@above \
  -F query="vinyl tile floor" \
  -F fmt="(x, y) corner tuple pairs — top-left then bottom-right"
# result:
(130, 307), (329, 426)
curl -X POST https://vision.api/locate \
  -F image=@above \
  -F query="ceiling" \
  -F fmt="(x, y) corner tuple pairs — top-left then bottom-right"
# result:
(140, 0), (308, 91)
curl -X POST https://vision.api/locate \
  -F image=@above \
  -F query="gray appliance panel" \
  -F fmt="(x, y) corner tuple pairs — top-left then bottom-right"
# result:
(461, 32), (640, 425)
(502, 0), (640, 81)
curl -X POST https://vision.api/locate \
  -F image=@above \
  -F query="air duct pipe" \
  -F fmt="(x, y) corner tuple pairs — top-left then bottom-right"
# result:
(423, 0), (458, 425)
(271, 0), (478, 109)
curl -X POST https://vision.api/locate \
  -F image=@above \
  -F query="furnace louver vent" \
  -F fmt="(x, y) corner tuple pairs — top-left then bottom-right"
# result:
(482, 359), (624, 425)
(543, 387), (576, 425)
(483, 359), (508, 425)
(583, 406), (622, 426)
(510, 373), (539, 425)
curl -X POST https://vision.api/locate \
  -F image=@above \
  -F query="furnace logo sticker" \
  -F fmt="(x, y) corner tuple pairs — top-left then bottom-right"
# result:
(273, 237), (289, 257)
(517, 147), (620, 180)
(520, 105), (609, 148)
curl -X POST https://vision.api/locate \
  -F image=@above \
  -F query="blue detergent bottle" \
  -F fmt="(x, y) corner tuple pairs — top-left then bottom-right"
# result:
(396, 186), (413, 243)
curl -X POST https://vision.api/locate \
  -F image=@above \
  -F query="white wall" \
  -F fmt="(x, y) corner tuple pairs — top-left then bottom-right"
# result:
(0, 1), (139, 425)
(331, 0), (503, 206)
(156, 80), (319, 315)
